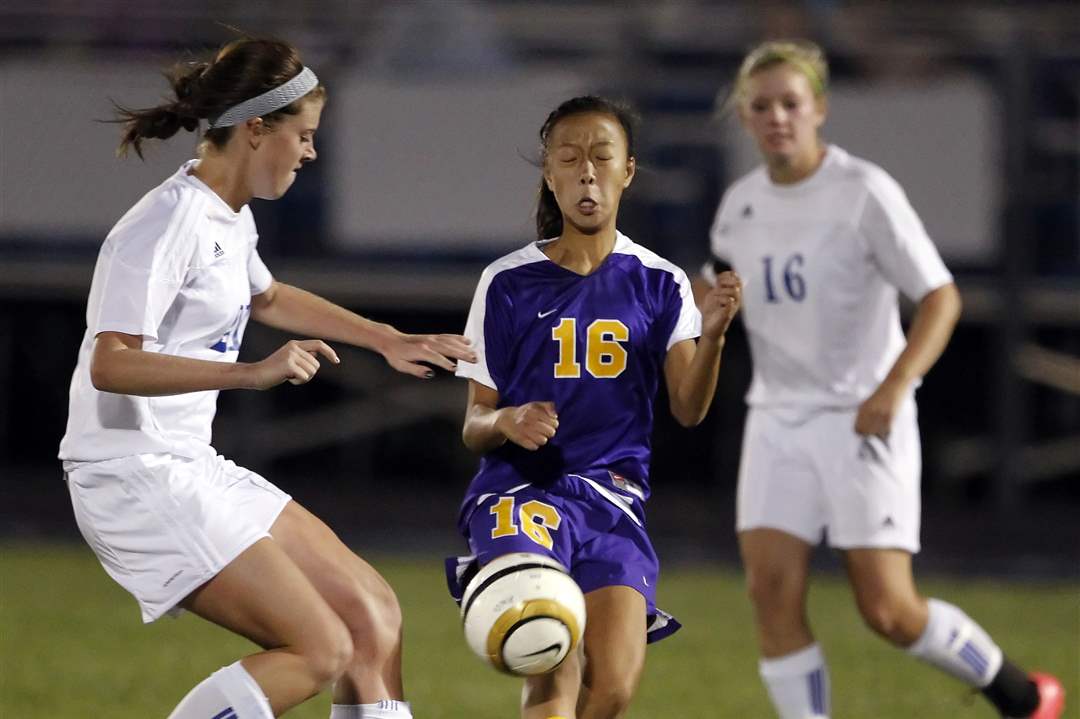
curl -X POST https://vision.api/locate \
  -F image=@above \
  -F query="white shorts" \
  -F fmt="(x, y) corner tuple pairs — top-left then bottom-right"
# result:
(735, 399), (922, 553)
(65, 452), (291, 622)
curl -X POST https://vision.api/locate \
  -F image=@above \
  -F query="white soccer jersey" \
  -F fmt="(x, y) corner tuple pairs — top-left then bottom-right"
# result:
(59, 160), (274, 463)
(705, 145), (952, 410)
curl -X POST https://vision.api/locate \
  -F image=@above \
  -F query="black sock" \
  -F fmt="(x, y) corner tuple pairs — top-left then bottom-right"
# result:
(981, 657), (1039, 717)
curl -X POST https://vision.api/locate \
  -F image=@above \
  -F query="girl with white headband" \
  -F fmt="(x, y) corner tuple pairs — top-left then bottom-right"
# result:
(59, 37), (473, 719)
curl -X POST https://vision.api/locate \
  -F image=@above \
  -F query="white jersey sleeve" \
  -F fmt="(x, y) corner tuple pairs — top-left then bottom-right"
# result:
(90, 187), (200, 342)
(702, 190), (737, 286)
(456, 265), (498, 391)
(248, 245), (274, 295)
(667, 264), (702, 350)
(614, 233), (701, 350)
(858, 169), (953, 302)
(455, 243), (552, 392)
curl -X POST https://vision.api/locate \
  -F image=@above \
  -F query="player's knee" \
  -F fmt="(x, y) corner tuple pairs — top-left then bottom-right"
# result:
(584, 653), (642, 717)
(745, 567), (799, 613)
(337, 575), (403, 660)
(372, 576), (404, 634)
(857, 598), (907, 644)
(585, 679), (636, 717)
(369, 583), (404, 654)
(301, 615), (355, 687)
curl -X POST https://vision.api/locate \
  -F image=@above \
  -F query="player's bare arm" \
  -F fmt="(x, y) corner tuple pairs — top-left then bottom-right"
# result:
(462, 380), (558, 453)
(665, 270), (742, 427)
(90, 330), (339, 396)
(251, 280), (476, 379)
(855, 282), (961, 437)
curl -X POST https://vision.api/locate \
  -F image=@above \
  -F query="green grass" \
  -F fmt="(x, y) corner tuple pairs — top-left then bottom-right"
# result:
(1, 543), (1076, 718)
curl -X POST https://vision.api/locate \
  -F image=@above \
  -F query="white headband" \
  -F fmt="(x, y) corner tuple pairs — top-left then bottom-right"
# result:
(208, 66), (319, 129)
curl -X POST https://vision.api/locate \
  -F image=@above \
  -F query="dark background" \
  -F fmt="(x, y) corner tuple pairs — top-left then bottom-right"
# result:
(1, 0), (1077, 579)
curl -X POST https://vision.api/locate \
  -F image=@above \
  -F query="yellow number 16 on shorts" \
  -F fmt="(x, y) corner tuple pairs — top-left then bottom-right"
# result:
(489, 496), (562, 550)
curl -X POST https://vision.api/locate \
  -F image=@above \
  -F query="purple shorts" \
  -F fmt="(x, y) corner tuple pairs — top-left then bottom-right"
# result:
(446, 474), (680, 643)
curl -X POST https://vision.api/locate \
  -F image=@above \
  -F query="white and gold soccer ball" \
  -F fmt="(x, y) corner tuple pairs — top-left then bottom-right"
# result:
(460, 552), (586, 676)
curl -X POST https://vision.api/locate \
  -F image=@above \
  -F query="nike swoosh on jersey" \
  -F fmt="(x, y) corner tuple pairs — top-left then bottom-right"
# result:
(537, 308), (559, 318)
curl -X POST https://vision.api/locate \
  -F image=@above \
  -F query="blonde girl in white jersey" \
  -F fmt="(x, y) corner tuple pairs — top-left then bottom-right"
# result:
(696, 40), (1063, 719)
(59, 38), (475, 719)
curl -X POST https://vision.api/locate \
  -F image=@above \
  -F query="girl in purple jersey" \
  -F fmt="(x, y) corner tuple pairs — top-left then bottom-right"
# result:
(696, 39), (1063, 719)
(61, 37), (474, 719)
(452, 96), (742, 719)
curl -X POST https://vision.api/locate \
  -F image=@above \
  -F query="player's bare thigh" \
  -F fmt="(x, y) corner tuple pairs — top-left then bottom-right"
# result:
(578, 585), (647, 718)
(181, 535), (347, 650)
(738, 528), (814, 601)
(269, 500), (400, 619)
(738, 528), (815, 657)
(180, 537), (354, 712)
(269, 500), (405, 698)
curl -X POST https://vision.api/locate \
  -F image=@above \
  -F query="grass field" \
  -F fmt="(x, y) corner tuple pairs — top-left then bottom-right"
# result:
(2, 543), (1076, 718)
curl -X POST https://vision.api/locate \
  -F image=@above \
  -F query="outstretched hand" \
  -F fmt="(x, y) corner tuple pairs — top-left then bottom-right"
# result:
(249, 339), (340, 390)
(701, 270), (742, 342)
(380, 331), (477, 379)
(495, 401), (559, 451)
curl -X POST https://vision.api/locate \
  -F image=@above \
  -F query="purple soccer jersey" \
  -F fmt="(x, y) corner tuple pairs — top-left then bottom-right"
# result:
(456, 232), (701, 509)
(451, 232), (700, 643)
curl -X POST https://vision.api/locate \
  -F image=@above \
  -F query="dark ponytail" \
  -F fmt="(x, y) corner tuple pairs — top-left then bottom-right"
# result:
(535, 95), (639, 240)
(114, 38), (326, 159)
(536, 182), (563, 243)
(115, 62), (207, 158)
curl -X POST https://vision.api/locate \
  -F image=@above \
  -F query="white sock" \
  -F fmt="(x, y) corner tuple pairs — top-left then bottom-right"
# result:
(329, 700), (413, 718)
(167, 661), (274, 719)
(759, 643), (830, 719)
(907, 598), (1003, 687)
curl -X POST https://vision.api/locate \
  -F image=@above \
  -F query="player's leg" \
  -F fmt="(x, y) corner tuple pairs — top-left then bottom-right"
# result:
(574, 585), (647, 719)
(833, 393), (1062, 719)
(736, 407), (831, 718)
(740, 528), (815, 656)
(269, 500), (411, 718)
(842, 548), (926, 643)
(509, 482), (656, 719)
(175, 535), (354, 717)
(66, 454), (352, 718)
(844, 546), (1060, 718)
(740, 528), (829, 718)
(521, 643), (583, 719)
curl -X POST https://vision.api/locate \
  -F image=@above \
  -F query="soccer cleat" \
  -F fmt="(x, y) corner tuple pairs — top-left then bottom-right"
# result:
(1026, 672), (1065, 719)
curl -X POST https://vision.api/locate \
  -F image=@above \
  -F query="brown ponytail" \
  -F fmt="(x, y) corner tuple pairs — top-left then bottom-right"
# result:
(536, 181), (563, 243)
(115, 62), (207, 158)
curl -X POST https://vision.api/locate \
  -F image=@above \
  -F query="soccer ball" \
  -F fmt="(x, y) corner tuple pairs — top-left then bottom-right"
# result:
(460, 552), (586, 676)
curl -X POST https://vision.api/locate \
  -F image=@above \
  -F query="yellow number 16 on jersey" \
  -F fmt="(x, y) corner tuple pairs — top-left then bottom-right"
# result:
(551, 318), (629, 379)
